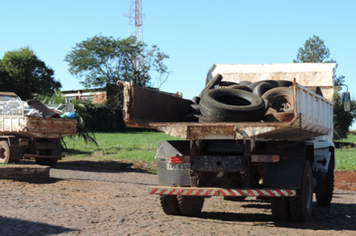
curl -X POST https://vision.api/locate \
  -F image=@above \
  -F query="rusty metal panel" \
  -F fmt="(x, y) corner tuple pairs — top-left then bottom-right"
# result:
(0, 116), (77, 138)
(122, 82), (193, 128)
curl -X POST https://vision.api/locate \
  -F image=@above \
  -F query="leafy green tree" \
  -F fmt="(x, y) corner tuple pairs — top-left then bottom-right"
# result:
(293, 35), (334, 63)
(0, 47), (61, 100)
(294, 35), (356, 139)
(64, 35), (170, 110)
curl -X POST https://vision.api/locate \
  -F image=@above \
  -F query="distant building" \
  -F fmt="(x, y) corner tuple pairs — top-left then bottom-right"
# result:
(61, 89), (106, 104)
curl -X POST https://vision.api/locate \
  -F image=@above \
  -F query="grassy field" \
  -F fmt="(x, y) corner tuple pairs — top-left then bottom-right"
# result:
(63, 132), (180, 162)
(335, 135), (356, 170)
(63, 132), (356, 171)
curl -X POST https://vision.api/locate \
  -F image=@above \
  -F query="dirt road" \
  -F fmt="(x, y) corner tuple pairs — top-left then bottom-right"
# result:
(0, 160), (355, 236)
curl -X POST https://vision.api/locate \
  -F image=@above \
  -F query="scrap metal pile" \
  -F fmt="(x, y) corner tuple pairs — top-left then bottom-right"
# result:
(0, 92), (75, 119)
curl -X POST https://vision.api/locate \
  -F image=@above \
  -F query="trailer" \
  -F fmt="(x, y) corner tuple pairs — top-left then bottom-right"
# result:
(0, 92), (77, 166)
(120, 63), (338, 221)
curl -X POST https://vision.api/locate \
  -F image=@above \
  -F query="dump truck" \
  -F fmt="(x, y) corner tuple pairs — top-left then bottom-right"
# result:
(0, 92), (77, 166)
(119, 63), (344, 222)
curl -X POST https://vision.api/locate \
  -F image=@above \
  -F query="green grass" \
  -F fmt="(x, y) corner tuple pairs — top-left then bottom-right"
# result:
(335, 148), (356, 170)
(63, 131), (180, 162)
(335, 134), (356, 171)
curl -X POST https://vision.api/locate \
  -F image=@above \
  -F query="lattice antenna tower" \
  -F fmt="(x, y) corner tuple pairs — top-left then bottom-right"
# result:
(128, 0), (143, 43)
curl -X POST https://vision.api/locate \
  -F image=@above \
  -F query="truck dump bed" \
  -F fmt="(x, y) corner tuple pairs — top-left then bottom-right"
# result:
(0, 92), (77, 139)
(121, 63), (336, 141)
(0, 116), (77, 139)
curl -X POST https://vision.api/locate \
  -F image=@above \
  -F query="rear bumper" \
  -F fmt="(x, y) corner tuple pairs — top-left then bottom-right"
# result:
(149, 186), (296, 197)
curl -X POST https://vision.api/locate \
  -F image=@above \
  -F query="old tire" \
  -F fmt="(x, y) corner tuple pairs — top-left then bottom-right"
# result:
(276, 80), (293, 87)
(289, 161), (313, 222)
(316, 160), (334, 206)
(199, 88), (266, 122)
(262, 87), (294, 113)
(252, 82), (274, 96)
(35, 158), (58, 167)
(0, 141), (10, 164)
(227, 84), (253, 92)
(177, 195), (204, 216)
(270, 197), (290, 221)
(199, 74), (223, 97)
(160, 195), (181, 215)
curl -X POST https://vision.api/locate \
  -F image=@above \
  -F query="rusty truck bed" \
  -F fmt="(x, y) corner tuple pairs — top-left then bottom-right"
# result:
(0, 116), (77, 139)
(120, 81), (333, 141)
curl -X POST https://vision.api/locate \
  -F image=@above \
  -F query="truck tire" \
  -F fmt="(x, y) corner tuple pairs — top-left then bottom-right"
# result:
(0, 141), (10, 164)
(35, 158), (58, 167)
(276, 80), (293, 87)
(270, 197), (290, 221)
(289, 161), (313, 222)
(252, 82), (274, 96)
(227, 84), (252, 92)
(262, 87), (294, 113)
(316, 160), (334, 206)
(177, 195), (204, 216)
(199, 74), (223, 97)
(160, 195), (181, 215)
(199, 88), (266, 122)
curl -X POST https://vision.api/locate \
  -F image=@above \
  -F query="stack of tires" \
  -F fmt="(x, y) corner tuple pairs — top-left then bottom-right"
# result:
(189, 74), (296, 123)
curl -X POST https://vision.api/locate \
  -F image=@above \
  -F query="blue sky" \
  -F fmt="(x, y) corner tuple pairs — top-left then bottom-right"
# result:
(1, 0), (355, 124)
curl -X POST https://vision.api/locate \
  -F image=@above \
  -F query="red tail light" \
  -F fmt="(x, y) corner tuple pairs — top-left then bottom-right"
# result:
(168, 156), (188, 164)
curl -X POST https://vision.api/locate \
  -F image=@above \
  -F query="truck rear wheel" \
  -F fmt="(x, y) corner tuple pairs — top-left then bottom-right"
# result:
(177, 195), (204, 216)
(316, 160), (334, 206)
(270, 197), (290, 221)
(160, 195), (180, 215)
(35, 158), (58, 167)
(289, 161), (313, 222)
(0, 141), (10, 164)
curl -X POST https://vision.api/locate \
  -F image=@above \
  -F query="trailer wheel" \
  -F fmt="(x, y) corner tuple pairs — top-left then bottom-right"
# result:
(160, 195), (181, 215)
(35, 158), (58, 167)
(270, 197), (290, 221)
(0, 141), (10, 164)
(199, 88), (266, 122)
(177, 195), (204, 216)
(289, 161), (313, 222)
(316, 160), (334, 206)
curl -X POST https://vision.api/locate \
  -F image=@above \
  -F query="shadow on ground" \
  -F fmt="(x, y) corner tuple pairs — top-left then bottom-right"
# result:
(199, 200), (356, 231)
(54, 160), (155, 174)
(0, 216), (77, 235)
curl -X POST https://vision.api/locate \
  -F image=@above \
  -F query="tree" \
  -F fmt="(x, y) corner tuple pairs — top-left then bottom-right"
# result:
(0, 47), (61, 100)
(293, 35), (334, 63)
(294, 35), (356, 139)
(64, 35), (170, 110)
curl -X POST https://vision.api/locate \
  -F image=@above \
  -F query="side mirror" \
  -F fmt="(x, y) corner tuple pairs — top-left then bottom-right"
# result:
(342, 91), (351, 112)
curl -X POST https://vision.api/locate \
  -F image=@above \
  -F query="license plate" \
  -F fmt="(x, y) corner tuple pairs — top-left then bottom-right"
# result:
(167, 163), (191, 170)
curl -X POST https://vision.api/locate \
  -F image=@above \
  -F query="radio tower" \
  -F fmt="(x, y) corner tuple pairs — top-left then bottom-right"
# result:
(127, 0), (143, 70)
(128, 0), (143, 43)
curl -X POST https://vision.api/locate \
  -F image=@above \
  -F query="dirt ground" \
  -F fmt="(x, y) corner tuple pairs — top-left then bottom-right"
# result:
(335, 171), (356, 191)
(0, 161), (355, 236)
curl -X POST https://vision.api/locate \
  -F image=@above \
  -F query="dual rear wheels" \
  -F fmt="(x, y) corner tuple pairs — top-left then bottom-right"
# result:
(160, 195), (204, 217)
(271, 160), (334, 222)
